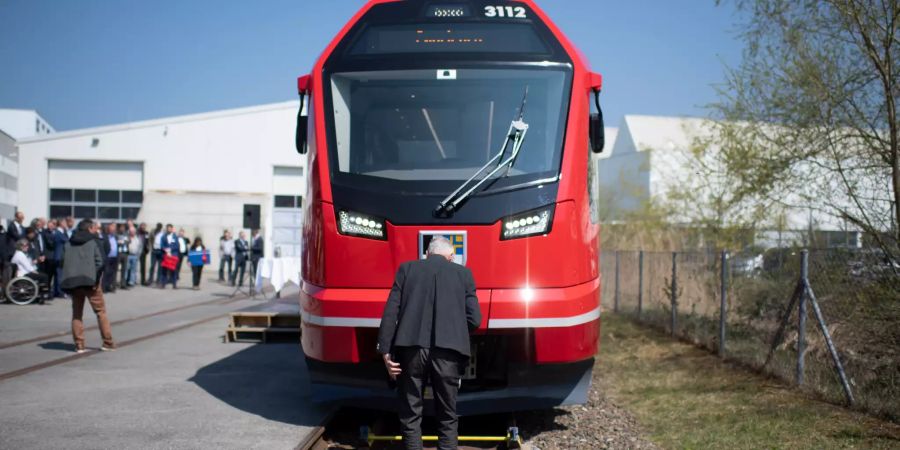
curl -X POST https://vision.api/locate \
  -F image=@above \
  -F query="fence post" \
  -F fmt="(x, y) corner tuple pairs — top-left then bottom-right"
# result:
(797, 249), (809, 386)
(807, 286), (856, 405)
(637, 250), (644, 319)
(719, 250), (728, 358)
(671, 251), (678, 336)
(614, 251), (620, 313)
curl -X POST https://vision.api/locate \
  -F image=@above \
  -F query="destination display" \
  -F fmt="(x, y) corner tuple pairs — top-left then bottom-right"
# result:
(349, 23), (548, 55)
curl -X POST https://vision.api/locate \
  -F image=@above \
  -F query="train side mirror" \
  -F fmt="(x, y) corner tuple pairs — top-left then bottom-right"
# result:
(296, 75), (311, 155)
(590, 107), (605, 154)
(589, 72), (605, 154)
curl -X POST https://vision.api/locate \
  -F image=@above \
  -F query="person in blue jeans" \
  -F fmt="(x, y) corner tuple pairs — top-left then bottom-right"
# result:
(125, 227), (142, 287)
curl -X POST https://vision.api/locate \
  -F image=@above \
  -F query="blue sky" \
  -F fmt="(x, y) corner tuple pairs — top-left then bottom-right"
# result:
(0, 1), (744, 131)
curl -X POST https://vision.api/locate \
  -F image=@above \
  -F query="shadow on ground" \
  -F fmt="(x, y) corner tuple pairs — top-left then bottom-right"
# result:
(38, 341), (73, 352)
(190, 342), (328, 427)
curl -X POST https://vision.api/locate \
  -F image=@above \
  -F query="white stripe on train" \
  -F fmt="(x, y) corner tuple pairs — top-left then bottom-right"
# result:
(301, 306), (601, 329)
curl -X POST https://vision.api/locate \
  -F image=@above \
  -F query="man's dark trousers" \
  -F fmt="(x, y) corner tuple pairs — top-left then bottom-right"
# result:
(102, 258), (117, 292)
(139, 250), (148, 285)
(44, 259), (58, 297)
(395, 346), (466, 450)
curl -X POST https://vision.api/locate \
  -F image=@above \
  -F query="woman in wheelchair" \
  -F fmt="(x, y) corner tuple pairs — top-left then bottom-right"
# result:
(11, 238), (49, 304)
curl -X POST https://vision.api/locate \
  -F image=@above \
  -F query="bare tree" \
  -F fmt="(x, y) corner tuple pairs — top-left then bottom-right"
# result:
(713, 0), (900, 260)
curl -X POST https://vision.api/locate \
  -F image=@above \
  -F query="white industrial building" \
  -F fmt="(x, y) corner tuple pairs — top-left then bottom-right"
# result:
(0, 130), (18, 219)
(0, 109), (55, 140)
(598, 115), (863, 248)
(13, 101), (306, 262)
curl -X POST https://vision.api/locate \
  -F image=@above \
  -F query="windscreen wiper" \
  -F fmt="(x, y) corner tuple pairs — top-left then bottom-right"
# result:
(435, 87), (530, 215)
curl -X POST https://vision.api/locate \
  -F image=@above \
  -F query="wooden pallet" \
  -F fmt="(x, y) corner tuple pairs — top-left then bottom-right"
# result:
(226, 311), (301, 343)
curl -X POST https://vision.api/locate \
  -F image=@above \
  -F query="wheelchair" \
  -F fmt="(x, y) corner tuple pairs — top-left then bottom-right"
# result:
(2, 272), (50, 306)
(5, 276), (42, 305)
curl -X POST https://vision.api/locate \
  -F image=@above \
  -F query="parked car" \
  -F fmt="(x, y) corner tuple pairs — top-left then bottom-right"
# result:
(730, 253), (764, 277)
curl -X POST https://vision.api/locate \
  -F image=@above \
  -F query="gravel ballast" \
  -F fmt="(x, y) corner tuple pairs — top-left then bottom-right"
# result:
(518, 361), (659, 450)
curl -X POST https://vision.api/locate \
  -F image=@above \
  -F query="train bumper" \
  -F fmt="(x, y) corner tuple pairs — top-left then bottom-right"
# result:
(304, 357), (594, 416)
(300, 279), (600, 414)
(300, 278), (600, 363)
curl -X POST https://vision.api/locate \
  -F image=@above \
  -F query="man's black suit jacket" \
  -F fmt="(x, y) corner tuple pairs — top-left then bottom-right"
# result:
(6, 220), (23, 247)
(41, 229), (55, 256)
(377, 255), (482, 357)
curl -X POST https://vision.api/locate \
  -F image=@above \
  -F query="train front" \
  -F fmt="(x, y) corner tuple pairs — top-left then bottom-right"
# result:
(298, 0), (603, 415)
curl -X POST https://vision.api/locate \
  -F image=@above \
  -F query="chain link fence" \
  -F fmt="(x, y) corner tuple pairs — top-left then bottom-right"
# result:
(600, 247), (900, 422)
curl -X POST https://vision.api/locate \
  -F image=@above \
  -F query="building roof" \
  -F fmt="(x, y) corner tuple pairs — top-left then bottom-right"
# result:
(622, 114), (711, 153)
(0, 108), (56, 139)
(17, 100), (300, 144)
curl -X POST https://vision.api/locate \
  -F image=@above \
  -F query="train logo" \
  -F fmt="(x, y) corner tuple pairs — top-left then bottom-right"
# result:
(419, 231), (467, 266)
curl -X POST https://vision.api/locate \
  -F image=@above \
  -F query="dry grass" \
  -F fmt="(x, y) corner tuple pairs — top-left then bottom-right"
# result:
(599, 314), (900, 449)
(602, 249), (900, 422)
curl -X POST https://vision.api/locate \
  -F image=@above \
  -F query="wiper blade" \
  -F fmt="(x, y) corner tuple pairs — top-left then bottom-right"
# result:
(435, 87), (530, 215)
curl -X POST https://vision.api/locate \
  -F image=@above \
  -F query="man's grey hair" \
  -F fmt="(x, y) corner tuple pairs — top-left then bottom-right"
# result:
(16, 238), (28, 250)
(427, 236), (454, 257)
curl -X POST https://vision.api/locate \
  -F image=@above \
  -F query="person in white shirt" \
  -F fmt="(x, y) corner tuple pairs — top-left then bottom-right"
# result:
(218, 230), (235, 282)
(11, 239), (49, 304)
(175, 228), (189, 284)
(125, 227), (143, 287)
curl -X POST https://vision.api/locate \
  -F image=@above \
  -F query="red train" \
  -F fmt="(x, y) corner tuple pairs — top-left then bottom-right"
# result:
(295, 0), (605, 415)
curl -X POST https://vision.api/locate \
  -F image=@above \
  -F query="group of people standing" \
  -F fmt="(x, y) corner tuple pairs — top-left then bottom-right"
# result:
(1, 212), (223, 301)
(145, 223), (209, 290)
(216, 229), (263, 287)
(2, 210), (267, 300)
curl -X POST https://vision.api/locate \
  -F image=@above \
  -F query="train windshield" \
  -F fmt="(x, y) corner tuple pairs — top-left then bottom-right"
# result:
(328, 67), (570, 193)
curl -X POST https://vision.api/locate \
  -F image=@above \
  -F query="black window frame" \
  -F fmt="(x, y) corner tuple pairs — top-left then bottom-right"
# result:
(274, 195), (296, 208)
(74, 205), (97, 219)
(49, 204), (72, 218)
(50, 188), (73, 202)
(50, 188), (144, 220)
(99, 190), (120, 203)
(74, 189), (97, 202)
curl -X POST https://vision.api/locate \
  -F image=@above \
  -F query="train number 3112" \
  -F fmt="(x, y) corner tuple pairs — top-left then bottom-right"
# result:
(484, 5), (527, 18)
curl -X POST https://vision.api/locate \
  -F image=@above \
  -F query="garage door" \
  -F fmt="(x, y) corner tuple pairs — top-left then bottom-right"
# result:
(47, 161), (144, 220)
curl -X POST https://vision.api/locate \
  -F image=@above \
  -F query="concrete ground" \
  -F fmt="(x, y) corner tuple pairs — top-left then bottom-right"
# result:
(0, 275), (329, 450)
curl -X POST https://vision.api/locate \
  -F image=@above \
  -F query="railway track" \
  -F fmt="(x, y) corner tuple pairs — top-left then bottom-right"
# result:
(0, 291), (263, 382)
(297, 408), (530, 450)
(0, 294), (243, 350)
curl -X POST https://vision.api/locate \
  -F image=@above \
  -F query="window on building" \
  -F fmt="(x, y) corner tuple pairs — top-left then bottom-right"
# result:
(50, 189), (72, 202)
(98, 190), (119, 202)
(122, 191), (143, 203)
(121, 207), (140, 219)
(274, 195), (304, 208)
(49, 205), (72, 218)
(49, 188), (143, 220)
(98, 206), (120, 220)
(74, 189), (96, 202)
(74, 205), (97, 219)
(272, 195), (304, 257)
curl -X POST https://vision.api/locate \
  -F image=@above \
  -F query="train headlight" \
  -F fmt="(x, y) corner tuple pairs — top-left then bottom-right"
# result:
(337, 210), (387, 240)
(501, 205), (555, 240)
